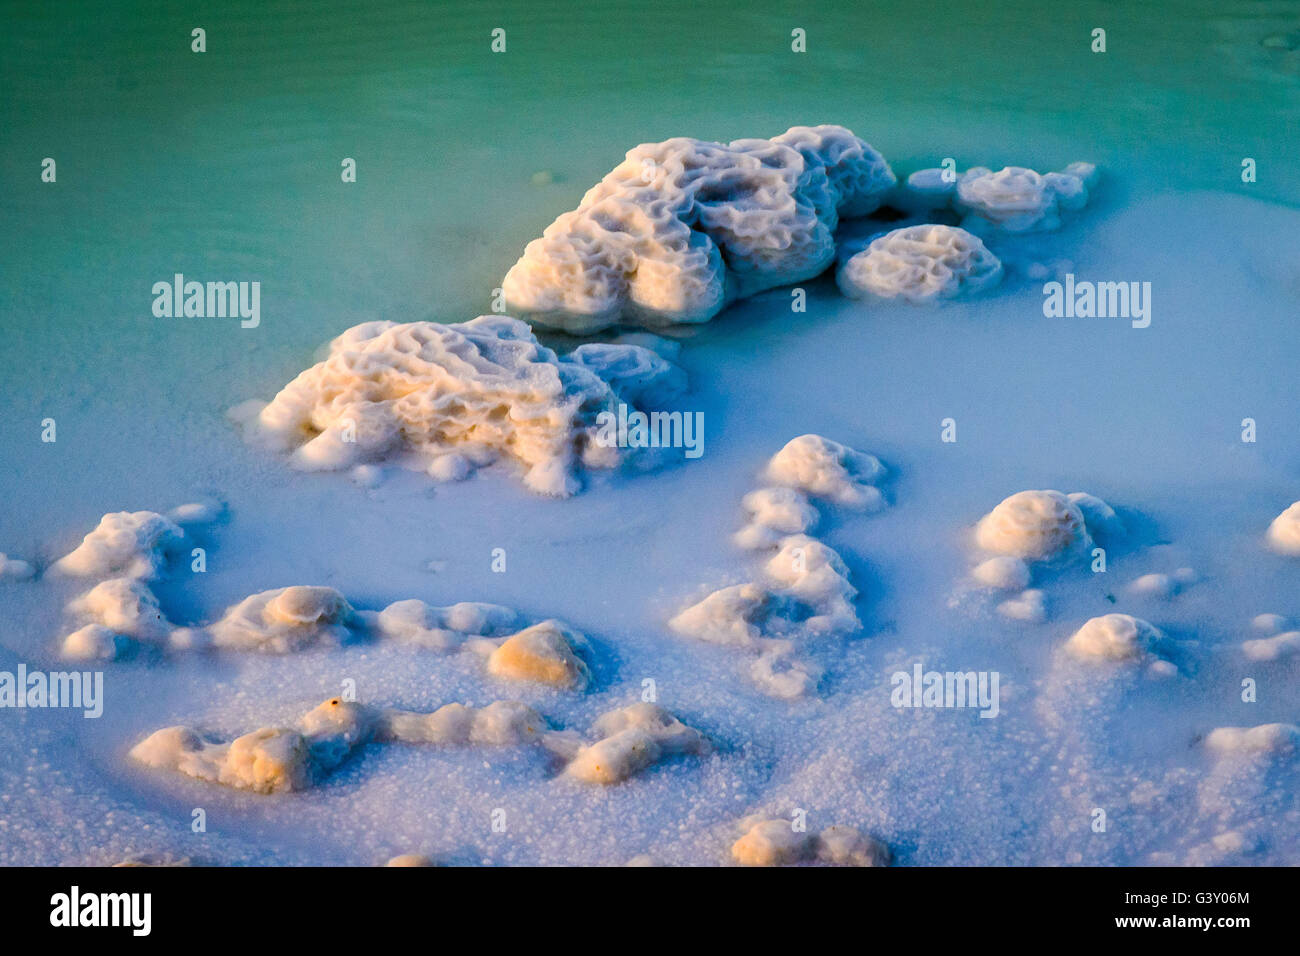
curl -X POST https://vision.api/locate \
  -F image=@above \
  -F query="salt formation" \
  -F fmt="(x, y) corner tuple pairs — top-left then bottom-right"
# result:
(0, 554), (34, 580)
(1204, 723), (1300, 757)
(69, 578), (173, 642)
(1242, 630), (1300, 662)
(1128, 568), (1196, 599)
(996, 588), (1047, 624)
(502, 125), (896, 332)
(52, 510), (184, 580)
(1266, 501), (1300, 555)
(479, 621), (591, 691)
(564, 703), (709, 784)
(204, 586), (358, 653)
(975, 490), (1092, 561)
(672, 435), (885, 698)
(131, 697), (548, 794)
(761, 434), (886, 510)
(239, 315), (687, 497)
(971, 556), (1030, 591)
(836, 224), (1002, 303)
(384, 854), (433, 867)
(373, 599), (520, 651)
(1064, 613), (1176, 674)
(901, 162), (1097, 234)
(731, 819), (890, 867)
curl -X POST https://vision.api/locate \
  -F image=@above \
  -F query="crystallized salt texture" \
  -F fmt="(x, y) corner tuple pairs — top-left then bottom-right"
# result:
(954, 164), (1092, 233)
(502, 125), (895, 332)
(244, 316), (684, 497)
(52, 511), (184, 580)
(1266, 501), (1300, 555)
(837, 224), (1002, 303)
(763, 434), (886, 509)
(975, 490), (1092, 561)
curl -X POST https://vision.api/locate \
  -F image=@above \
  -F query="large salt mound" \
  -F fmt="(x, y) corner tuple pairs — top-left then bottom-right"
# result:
(502, 125), (895, 332)
(243, 315), (685, 497)
(131, 697), (548, 794)
(52, 511), (184, 580)
(1266, 501), (1300, 555)
(974, 490), (1092, 561)
(837, 224), (1002, 303)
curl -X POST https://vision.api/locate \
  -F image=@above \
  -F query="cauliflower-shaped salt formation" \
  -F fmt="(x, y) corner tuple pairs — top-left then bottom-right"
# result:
(764, 434), (886, 509)
(731, 820), (890, 867)
(837, 224), (1002, 303)
(0, 554), (34, 580)
(975, 490), (1091, 561)
(242, 316), (684, 497)
(1266, 501), (1300, 555)
(132, 697), (549, 793)
(1064, 614), (1173, 669)
(954, 163), (1093, 233)
(565, 703), (708, 784)
(206, 586), (358, 653)
(1204, 723), (1300, 757)
(482, 620), (590, 690)
(502, 125), (895, 332)
(52, 511), (184, 580)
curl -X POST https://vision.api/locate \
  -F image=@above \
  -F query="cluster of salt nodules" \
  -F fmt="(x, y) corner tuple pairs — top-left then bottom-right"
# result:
(54, 506), (218, 661)
(234, 315), (687, 497)
(730, 818), (890, 867)
(1266, 501), (1300, 556)
(130, 698), (705, 792)
(900, 161), (1097, 234)
(837, 224), (1003, 303)
(670, 435), (885, 698)
(1063, 613), (1178, 677)
(969, 489), (1123, 624)
(502, 125), (896, 332)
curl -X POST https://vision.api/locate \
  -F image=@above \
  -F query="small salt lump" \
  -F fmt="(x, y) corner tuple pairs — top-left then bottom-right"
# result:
(764, 434), (886, 509)
(1064, 613), (1170, 665)
(837, 224), (1002, 303)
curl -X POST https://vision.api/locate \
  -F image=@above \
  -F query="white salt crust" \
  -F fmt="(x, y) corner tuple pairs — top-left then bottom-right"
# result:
(502, 125), (896, 332)
(837, 224), (1002, 303)
(1204, 723), (1300, 757)
(0, 554), (34, 580)
(1064, 613), (1175, 672)
(52, 510), (185, 581)
(240, 315), (686, 497)
(1266, 501), (1300, 555)
(901, 161), (1097, 234)
(975, 490), (1094, 561)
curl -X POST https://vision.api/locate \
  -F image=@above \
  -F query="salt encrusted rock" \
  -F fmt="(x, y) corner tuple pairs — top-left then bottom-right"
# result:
(734, 487), (819, 551)
(243, 315), (685, 497)
(837, 224), (1002, 303)
(0, 554), (34, 580)
(971, 556), (1031, 591)
(484, 620), (590, 690)
(206, 586), (358, 653)
(1266, 501), (1300, 555)
(731, 819), (890, 867)
(502, 125), (895, 332)
(1242, 631), (1300, 662)
(131, 697), (548, 793)
(764, 434), (886, 509)
(52, 511), (184, 580)
(565, 703), (708, 784)
(1204, 723), (1300, 757)
(975, 490), (1092, 561)
(1064, 613), (1173, 668)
